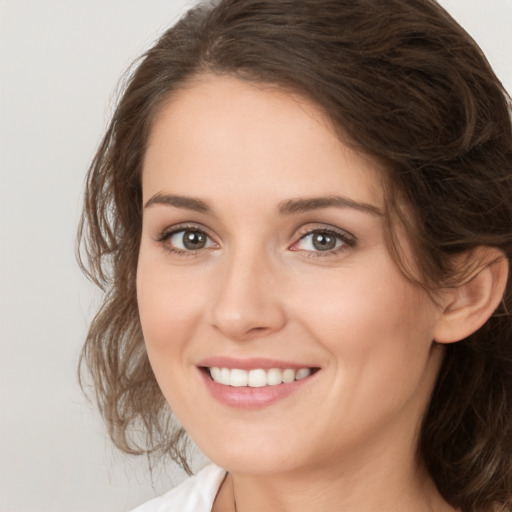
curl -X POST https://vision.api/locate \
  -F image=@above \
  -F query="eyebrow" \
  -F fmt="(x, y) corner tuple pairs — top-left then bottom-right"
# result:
(144, 193), (213, 214)
(143, 193), (383, 217)
(278, 195), (383, 217)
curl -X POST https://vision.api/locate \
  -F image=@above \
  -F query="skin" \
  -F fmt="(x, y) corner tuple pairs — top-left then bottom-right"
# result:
(137, 75), (458, 511)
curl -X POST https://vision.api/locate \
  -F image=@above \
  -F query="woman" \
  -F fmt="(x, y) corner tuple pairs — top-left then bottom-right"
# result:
(78, 0), (512, 510)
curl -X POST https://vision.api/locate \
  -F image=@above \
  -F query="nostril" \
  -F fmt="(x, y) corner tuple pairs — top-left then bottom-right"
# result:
(248, 326), (269, 333)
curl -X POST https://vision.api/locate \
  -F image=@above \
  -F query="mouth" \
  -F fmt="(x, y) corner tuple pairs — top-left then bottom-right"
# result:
(197, 360), (320, 408)
(204, 366), (318, 387)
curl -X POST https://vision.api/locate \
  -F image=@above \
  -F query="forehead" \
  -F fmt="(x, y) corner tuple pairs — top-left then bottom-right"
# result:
(142, 74), (384, 209)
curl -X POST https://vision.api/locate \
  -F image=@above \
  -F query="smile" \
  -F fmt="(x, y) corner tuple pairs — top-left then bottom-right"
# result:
(208, 367), (313, 387)
(198, 361), (320, 409)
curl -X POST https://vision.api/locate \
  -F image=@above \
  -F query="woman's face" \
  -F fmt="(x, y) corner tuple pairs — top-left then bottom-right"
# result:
(137, 75), (445, 476)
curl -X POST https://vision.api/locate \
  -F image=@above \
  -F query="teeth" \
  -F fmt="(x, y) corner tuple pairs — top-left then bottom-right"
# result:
(248, 369), (267, 387)
(282, 368), (295, 383)
(210, 367), (221, 383)
(295, 368), (311, 380)
(267, 368), (283, 386)
(208, 367), (313, 387)
(220, 368), (230, 385)
(230, 369), (248, 387)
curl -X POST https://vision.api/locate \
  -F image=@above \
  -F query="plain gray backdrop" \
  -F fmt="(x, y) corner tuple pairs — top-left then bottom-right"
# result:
(0, 1), (511, 511)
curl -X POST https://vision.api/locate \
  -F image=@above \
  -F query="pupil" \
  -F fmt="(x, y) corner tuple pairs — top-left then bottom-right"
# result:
(183, 231), (206, 250)
(312, 232), (336, 251)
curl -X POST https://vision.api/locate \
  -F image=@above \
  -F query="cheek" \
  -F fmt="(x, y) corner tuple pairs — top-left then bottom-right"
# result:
(136, 256), (209, 414)
(136, 253), (206, 357)
(291, 266), (440, 439)
(290, 259), (438, 381)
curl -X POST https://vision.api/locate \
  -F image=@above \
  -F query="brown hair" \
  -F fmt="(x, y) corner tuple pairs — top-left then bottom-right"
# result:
(78, 0), (512, 509)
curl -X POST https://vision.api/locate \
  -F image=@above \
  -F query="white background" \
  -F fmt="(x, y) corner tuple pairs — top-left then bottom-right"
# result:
(0, 1), (511, 511)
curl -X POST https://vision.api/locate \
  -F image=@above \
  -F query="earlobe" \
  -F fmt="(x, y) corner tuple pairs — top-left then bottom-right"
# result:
(434, 247), (509, 344)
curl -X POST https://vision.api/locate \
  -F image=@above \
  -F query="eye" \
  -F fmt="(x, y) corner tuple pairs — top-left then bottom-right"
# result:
(159, 227), (217, 253)
(290, 228), (355, 254)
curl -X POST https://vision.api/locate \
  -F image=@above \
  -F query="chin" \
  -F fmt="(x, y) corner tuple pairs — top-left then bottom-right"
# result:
(195, 431), (303, 475)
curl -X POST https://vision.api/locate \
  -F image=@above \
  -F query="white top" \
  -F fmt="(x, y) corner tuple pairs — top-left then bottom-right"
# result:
(130, 464), (227, 512)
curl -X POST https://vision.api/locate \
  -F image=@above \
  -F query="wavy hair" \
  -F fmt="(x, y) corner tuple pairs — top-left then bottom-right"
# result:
(78, 0), (512, 509)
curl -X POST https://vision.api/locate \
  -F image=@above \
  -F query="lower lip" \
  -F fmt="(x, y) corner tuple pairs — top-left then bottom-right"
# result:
(199, 369), (316, 409)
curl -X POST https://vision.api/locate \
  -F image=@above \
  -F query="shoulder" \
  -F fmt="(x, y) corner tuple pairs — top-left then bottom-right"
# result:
(130, 463), (227, 512)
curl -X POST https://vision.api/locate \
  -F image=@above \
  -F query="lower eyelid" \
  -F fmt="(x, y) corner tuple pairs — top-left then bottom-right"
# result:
(301, 248), (343, 259)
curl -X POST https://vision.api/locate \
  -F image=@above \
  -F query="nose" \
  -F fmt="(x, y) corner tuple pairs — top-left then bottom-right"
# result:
(209, 249), (287, 342)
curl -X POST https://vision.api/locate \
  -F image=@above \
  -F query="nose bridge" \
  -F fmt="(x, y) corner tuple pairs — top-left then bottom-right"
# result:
(210, 241), (286, 341)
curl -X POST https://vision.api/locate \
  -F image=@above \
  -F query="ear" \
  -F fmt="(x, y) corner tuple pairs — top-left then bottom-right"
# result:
(434, 247), (509, 344)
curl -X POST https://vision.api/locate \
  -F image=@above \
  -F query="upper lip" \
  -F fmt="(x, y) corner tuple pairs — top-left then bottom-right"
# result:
(197, 357), (319, 371)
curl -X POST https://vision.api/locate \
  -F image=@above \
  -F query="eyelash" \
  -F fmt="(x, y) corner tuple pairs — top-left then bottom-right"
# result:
(156, 224), (356, 258)
(157, 224), (216, 256)
(291, 227), (356, 258)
